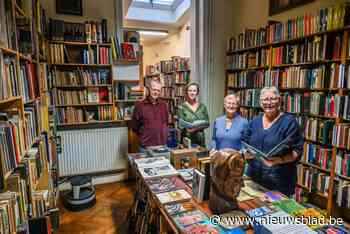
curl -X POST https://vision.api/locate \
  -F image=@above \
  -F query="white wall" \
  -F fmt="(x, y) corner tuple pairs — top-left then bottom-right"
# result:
(142, 21), (191, 73)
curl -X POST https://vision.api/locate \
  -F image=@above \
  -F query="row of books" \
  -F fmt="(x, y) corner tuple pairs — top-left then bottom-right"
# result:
(227, 3), (350, 51)
(175, 86), (185, 97)
(0, 0), (16, 49)
(282, 92), (336, 117)
(175, 71), (190, 84)
(49, 19), (108, 43)
(51, 88), (112, 105)
(297, 165), (330, 196)
(335, 179), (350, 209)
(228, 63), (350, 89)
(237, 89), (261, 107)
(145, 64), (161, 76)
(304, 119), (334, 145)
(172, 57), (190, 71)
(335, 150), (350, 177)
(240, 107), (261, 120)
(115, 83), (142, 101)
(0, 54), (39, 102)
(302, 143), (333, 171)
(267, 4), (350, 43)
(227, 49), (270, 69)
(332, 124), (350, 150)
(116, 105), (133, 121)
(110, 36), (139, 60)
(161, 87), (174, 99)
(56, 106), (113, 124)
(49, 69), (111, 87)
(81, 47), (111, 65)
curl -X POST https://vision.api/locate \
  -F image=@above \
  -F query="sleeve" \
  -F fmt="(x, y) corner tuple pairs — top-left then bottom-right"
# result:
(285, 117), (304, 160)
(210, 120), (217, 150)
(240, 118), (249, 148)
(241, 119), (253, 144)
(202, 105), (210, 124)
(177, 104), (188, 129)
(131, 104), (142, 135)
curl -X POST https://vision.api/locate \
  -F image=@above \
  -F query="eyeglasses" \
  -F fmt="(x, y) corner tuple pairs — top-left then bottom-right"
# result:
(260, 97), (279, 103)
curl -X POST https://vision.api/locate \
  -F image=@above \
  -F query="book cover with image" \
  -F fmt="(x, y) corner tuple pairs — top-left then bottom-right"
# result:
(138, 164), (178, 179)
(146, 176), (187, 194)
(134, 156), (169, 168)
(183, 220), (222, 234)
(156, 189), (191, 205)
(164, 201), (195, 216)
(172, 209), (208, 229)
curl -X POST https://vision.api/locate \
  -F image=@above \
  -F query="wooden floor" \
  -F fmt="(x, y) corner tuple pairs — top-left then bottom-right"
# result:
(57, 181), (135, 234)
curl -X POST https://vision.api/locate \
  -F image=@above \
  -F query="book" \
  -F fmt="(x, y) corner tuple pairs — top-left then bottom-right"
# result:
(172, 209), (208, 229)
(156, 189), (191, 204)
(164, 201), (195, 215)
(178, 168), (194, 187)
(138, 164), (178, 179)
(192, 169), (206, 202)
(134, 156), (169, 168)
(183, 220), (222, 234)
(242, 135), (293, 159)
(145, 176), (187, 194)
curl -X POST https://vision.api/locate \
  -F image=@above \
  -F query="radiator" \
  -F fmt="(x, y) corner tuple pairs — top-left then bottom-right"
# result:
(57, 127), (128, 177)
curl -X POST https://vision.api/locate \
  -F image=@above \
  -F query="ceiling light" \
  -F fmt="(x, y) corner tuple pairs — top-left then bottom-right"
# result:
(138, 30), (168, 36)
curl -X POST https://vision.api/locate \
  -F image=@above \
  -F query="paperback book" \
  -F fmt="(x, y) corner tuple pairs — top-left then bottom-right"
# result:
(172, 209), (208, 229)
(192, 169), (206, 202)
(164, 201), (195, 216)
(138, 164), (178, 179)
(134, 156), (169, 168)
(156, 189), (191, 204)
(146, 176), (187, 194)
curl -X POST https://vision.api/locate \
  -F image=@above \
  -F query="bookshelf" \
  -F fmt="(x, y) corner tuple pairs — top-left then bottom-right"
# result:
(225, 3), (350, 221)
(0, 0), (59, 232)
(144, 56), (191, 126)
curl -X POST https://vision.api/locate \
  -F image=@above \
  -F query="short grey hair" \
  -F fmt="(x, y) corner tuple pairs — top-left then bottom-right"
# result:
(260, 86), (280, 99)
(150, 78), (162, 88)
(224, 94), (240, 104)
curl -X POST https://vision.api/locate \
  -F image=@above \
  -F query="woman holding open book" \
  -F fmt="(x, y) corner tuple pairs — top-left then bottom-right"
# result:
(211, 94), (248, 150)
(178, 82), (209, 147)
(242, 86), (303, 196)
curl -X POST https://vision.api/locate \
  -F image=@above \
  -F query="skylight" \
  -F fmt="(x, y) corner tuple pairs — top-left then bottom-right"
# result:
(134, 0), (175, 5)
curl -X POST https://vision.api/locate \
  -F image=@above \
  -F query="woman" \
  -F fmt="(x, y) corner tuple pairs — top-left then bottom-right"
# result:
(178, 82), (209, 147)
(243, 86), (303, 196)
(211, 94), (248, 150)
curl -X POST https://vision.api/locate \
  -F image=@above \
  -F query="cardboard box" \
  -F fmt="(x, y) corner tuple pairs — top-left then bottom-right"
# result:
(171, 148), (197, 169)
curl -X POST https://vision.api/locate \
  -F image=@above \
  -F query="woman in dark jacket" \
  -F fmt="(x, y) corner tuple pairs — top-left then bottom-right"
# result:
(243, 86), (303, 196)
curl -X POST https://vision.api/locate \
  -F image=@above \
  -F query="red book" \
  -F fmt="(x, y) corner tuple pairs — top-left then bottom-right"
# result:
(98, 88), (109, 103)
(121, 42), (135, 59)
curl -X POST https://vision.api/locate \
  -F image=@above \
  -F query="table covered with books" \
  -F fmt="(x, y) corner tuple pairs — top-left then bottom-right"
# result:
(126, 146), (349, 234)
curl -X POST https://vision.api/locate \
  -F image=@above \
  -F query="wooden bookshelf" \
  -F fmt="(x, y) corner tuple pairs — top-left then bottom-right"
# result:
(55, 103), (114, 107)
(225, 4), (350, 220)
(113, 58), (139, 65)
(54, 84), (112, 89)
(48, 40), (111, 47)
(51, 63), (112, 67)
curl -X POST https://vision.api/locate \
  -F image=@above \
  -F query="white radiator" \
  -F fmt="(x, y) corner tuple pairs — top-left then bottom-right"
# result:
(58, 127), (128, 177)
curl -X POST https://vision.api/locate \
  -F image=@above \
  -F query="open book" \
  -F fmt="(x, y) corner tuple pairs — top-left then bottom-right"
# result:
(242, 135), (293, 159)
(179, 119), (209, 129)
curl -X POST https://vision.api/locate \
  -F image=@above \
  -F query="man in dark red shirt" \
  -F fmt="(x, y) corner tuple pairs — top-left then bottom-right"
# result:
(131, 79), (169, 149)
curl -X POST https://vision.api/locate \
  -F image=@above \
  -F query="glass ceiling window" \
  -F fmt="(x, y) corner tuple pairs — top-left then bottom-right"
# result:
(133, 0), (176, 6)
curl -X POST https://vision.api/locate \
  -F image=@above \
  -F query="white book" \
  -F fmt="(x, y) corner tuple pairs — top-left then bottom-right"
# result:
(156, 189), (191, 204)
(138, 164), (178, 179)
(192, 169), (206, 202)
(134, 156), (169, 168)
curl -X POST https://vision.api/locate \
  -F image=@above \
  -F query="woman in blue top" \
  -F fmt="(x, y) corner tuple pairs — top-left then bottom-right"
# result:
(211, 94), (248, 150)
(243, 86), (303, 196)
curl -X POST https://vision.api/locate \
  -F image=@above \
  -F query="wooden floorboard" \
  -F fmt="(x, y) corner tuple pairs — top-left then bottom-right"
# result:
(57, 181), (135, 234)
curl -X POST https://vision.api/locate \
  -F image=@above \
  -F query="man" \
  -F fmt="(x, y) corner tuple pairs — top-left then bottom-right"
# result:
(131, 79), (169, 149)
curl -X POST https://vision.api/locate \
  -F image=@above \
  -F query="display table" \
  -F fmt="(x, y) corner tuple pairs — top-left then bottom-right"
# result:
(127, 152), (349, 234)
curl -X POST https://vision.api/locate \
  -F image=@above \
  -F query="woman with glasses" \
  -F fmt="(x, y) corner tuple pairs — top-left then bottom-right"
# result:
(211, 94), (248, 150)
(178, 82), (209, 147)
(242, 86), (303, 196)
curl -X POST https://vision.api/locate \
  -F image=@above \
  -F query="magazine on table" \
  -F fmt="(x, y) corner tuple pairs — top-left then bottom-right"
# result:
(242, 135), (293, 159)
